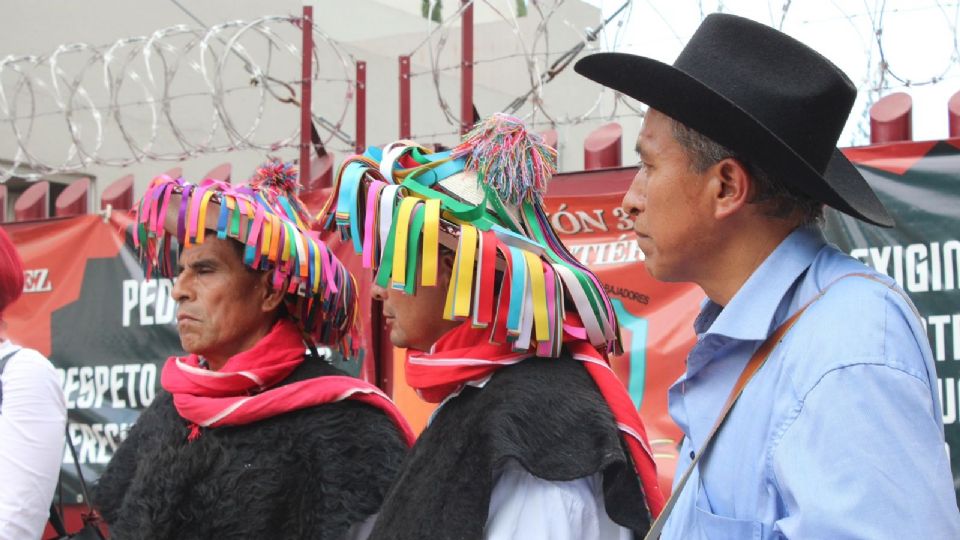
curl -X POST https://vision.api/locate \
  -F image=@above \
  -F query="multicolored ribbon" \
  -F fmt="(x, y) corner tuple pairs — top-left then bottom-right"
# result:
(133, 161), (360, 353)
(162, 319), (414, 446)
(318, 113), (621, 357)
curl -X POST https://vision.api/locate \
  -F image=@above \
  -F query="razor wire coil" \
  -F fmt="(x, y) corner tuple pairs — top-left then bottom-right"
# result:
(0, 15), (354, 182)
(2, 1), (959, 182)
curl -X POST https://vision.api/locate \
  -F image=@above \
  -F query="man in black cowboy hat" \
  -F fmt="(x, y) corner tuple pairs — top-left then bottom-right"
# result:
(576, 13), (960, 538)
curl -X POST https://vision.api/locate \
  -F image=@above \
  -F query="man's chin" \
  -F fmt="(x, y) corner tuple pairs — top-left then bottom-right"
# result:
(388, 330), (407, 350)
(645, 267), (674, 283)
(390, 332), (429, 352)
(645, 264), (688, 284)
(178, 337), (202, 355)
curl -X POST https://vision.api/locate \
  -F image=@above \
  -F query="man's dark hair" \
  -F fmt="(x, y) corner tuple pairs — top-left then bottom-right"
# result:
(669, 117), (823, 224)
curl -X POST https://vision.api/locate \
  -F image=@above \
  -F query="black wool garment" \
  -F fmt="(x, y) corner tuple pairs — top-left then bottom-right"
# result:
(369, 351), (651, 540)
(92, 359), (408, 540)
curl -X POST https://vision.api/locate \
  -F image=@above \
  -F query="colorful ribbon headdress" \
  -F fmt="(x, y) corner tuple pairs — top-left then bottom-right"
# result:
(133, 159), (360, 352)
(320, 113), (621, 356)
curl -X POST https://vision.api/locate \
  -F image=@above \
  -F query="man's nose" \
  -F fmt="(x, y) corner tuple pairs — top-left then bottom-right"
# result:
(371, 283), (387, 302)
(171, 275), (190, 303)
(620, 173), (646, 216)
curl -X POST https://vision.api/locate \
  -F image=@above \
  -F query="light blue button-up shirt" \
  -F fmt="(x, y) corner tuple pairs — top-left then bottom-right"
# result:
(661, 227), (960, 539)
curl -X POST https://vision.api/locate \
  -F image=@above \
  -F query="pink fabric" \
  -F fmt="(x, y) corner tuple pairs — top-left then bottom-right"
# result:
(161, 319), (415, 445)
(363, 180), (386, 268)
(405, 320), (665, 517)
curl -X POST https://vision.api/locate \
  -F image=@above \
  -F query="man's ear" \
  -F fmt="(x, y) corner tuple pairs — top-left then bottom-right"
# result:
(712, 157), (752, 220)
(436, 250), (457, 289)
(259, 271), (286, 313)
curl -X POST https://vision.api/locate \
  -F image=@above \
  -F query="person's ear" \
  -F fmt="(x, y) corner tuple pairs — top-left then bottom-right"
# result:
(436, 250), (456, 290)
(712, 157), (752, 220)
(259, 271), (286, 313)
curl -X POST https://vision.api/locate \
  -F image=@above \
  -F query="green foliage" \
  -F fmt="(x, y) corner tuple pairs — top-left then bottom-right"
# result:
(516, 0), (527, 17)
(420, 0), (527, 21)
(422, 0), (443, 23)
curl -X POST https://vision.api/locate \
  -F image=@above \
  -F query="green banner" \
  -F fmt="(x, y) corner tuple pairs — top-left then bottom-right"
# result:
(823, 140), (960, 502)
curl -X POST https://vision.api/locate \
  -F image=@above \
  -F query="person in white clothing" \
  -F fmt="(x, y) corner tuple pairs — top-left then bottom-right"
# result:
(0, 227), (67, 540)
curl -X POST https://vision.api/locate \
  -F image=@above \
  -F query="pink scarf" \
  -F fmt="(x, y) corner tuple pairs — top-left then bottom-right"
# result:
(161, 319), (415, 445)
(405, 321), (665, 517)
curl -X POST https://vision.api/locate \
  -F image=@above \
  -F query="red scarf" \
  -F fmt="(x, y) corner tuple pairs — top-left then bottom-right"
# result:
(405, 321), (665, 517)
(161, 319), (415, 446)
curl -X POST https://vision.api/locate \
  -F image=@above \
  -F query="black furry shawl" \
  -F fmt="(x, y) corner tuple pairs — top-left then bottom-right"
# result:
(369, 352), (651, 540)
(93, 360), (407, 540)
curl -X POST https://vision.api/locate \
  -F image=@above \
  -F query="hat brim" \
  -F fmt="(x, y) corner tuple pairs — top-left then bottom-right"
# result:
(574, 53), (893, 227)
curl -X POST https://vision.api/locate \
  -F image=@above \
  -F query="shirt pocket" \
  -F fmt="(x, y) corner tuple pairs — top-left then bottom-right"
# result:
(694, 487), (769, 540)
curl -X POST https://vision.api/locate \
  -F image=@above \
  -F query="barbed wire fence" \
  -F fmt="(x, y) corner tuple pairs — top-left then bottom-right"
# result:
(1, 0), (958, 182)
(0, 15), (356, 182)
(401, 0), (960, 151)
(402, 0), (639, 145)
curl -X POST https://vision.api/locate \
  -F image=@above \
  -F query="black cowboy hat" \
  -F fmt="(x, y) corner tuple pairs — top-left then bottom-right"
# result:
(574, 13), (894, 227)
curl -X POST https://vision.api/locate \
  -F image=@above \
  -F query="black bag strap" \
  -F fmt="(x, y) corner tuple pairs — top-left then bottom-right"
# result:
(64, 424), (97, 514)
(47, 418), (104, 539)
(0, 348), (23, 407)
(48, 501), (68, 537)
(0, 348), (18, 369)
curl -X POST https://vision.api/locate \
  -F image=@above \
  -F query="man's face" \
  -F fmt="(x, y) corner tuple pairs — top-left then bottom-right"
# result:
(621, 109), (716, 282)
(172, 238), (279, 364)
(371, 254), (460, 351)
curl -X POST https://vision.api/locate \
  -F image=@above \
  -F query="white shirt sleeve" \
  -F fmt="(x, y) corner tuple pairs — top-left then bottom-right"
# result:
(483, 459), (632, 540)
(0, 345), (67, 540)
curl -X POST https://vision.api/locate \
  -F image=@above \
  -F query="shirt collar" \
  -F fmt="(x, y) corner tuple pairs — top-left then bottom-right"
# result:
(696, 226), (826, 341)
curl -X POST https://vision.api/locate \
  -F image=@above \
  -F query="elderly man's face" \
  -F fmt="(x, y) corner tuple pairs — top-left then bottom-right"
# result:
(620, 109), (716, 283)
(172, 238), (279, 367)
(371, 253), (461, 352)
